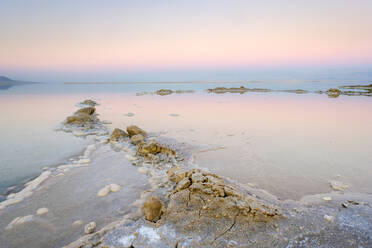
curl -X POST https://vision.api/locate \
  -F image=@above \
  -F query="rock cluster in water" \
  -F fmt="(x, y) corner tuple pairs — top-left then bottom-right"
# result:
(207, 84), (372, 97)
(59, 99), (108, 136)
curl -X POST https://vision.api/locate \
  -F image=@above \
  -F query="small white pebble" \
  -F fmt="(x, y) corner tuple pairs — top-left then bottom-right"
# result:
(322, 197), (332, 201)
(78, 158), (91, 164)
(324, 215), (335, 223)
(110, 184), (121, 192)
(97, 185), (111, 197)
(137, 167), (148, 174)
(36, 207), (49, 215)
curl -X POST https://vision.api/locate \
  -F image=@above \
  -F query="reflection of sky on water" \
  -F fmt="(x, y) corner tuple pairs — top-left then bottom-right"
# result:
(0, 83), (371, 199)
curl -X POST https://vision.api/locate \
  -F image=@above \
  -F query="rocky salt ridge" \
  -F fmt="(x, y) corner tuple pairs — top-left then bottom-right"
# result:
(57, 100), (372, 248)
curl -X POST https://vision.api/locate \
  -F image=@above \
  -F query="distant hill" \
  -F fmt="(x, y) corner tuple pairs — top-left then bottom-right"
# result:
(0, 76), (14, 82)
(0, 76), (37, 90)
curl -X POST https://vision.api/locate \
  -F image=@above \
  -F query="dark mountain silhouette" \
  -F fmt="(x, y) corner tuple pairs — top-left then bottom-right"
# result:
(0, 76), (36, 90)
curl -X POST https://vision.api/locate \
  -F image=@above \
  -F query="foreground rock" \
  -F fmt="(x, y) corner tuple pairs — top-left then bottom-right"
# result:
(142, 197), (164, 222)
(166, 169), (280, 223)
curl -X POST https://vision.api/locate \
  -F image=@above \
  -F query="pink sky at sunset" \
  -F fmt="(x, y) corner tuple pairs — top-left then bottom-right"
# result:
(1, 0), (372, 81)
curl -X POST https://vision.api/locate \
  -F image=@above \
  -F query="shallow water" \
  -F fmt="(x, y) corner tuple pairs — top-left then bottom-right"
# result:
(1, 82), (372, 200)
(0, 95), (95, 197)
(96, 92), (372, 200)
(0, 82), (372, 247)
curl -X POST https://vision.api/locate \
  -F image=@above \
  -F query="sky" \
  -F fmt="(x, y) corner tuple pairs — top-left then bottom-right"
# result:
(1, 0), (372, 82)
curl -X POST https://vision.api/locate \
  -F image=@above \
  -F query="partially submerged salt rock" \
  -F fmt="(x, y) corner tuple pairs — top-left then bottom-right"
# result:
(66, 114), (95, 124)
(330, 180), (349, 191)
(36, 207), (49, 215)
(130, 134), (145, 145)
(84, 222), (96, 234)
(156, 89), (173, 96)
(127, 125), (147, 137)
(80, 99), (98, 106)
(61, 101), (108, 137)
(142, 197), (164, 222)
(6, 215), (34, 230)
(110, 128), (128, 142)
(137, 141), (176, 156)
(97, 183), (121, 197)
(109, 183), (121, 192)
(326, 88), (341, 98)
(97, 185), (111, 197)
(74, 107), (95, 116)
(72, 220), (84, 227)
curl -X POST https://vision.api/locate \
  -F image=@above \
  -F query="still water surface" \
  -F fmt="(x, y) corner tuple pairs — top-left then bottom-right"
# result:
(0, 82), (371, 200)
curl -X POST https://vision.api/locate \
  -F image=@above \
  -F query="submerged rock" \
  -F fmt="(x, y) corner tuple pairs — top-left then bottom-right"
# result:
(80, 99), (98, 106)
(130, 134), (145, 145)
(110, 128), (129, 142)
(127, 125), (147, 137)
(142, 197), (164, 222)
(72, 220), (84, 227)
(6, 215), (34, 230)
(84, 222), (96, 234)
